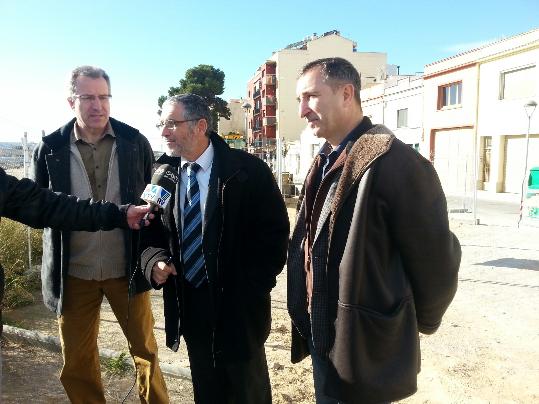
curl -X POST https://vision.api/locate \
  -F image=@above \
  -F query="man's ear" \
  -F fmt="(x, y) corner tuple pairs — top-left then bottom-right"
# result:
(197, 118), (209, 135)
(342, 83), (355, 106)
(67, 97), (75, 110)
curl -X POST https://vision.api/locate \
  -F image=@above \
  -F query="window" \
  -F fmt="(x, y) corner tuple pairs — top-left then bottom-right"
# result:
(482, 136), (492, 183)
(438, 81), (462, 109)
(397, 108), (408, 128)
(500, 65), (536, 100)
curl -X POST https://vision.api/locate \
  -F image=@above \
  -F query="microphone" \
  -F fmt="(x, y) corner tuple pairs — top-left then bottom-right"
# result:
(140, 164), (179, 220)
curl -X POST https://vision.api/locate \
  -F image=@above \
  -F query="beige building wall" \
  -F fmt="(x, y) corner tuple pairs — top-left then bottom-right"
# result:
(422, 64), (478, 196)
(476, 42), (539, 192)
(361, 75), (424, 148)
(218, 99), (245, 136)
(422, 28), (539, 195)
(360, 83), (385, 129)
(422, 66), (478, 151)
(269, 33), (387, 143)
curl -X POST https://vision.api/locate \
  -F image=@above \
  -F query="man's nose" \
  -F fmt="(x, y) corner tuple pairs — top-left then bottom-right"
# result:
(160, 127), (170, 137)
(299, 101), (310, 118)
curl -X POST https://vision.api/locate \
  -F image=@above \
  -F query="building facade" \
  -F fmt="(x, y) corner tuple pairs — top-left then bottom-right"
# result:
(245, 30), (388, 184)
(246, 61), (277, 161)
(361, 75), (424, 150)
(217, 98), (246, 149)
(422, 28), (539, 195)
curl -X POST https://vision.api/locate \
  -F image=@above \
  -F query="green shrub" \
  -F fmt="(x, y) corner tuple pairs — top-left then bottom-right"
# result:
(103, 352), (131, 377)
(0, 218), (43, 310)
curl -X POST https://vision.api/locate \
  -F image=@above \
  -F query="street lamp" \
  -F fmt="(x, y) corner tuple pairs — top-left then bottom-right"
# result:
(241, 100), (252, 152)
(518, 99), (537, 228)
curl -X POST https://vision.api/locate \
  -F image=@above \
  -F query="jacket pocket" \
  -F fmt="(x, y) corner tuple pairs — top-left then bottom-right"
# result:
(327, 296), (419, 403)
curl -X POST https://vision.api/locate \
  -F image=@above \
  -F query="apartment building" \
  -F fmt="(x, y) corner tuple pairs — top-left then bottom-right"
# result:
(244, 30), (387, 180)
(422, 28), (539, 195)
(245, 61), (277, 160)
(361, 74), (424, 150)
(217, 98), (246, 149)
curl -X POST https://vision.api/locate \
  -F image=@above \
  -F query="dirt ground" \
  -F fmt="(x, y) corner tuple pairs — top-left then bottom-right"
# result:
(2, 215), (539, 403)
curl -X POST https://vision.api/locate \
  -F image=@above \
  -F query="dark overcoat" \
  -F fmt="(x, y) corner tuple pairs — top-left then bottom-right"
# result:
(31, 117), (154, 314)
(288, 125), (461, 403)
(140, 132), (290, 361)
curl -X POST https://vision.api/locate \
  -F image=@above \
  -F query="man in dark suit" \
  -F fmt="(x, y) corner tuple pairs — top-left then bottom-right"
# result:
(140, 94), (289, 403)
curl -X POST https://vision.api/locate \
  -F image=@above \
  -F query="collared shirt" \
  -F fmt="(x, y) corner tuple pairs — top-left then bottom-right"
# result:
(314, 116), (373, 190)
(68, 121), (125, 281)
(71, 122), (115, 200)
(179, 140), (214, 230)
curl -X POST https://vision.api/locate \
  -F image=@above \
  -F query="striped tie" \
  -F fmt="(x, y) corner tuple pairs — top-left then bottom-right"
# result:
(181, 162), (206, 287)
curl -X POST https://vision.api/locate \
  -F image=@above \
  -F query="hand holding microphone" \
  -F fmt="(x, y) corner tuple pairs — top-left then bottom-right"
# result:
(141, 164), (180, 286)
(139, 164), (179, 226)
(126, 205), (154, 230)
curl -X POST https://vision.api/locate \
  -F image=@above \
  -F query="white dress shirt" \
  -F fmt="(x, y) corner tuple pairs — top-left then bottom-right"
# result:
(179, 141), (214, 232)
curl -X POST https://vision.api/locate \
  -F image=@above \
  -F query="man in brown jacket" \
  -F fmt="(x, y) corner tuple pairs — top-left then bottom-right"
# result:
(287, 57), (461, 403)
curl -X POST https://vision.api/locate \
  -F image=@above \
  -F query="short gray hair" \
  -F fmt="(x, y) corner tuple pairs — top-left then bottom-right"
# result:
(68, 66), (111, 97)
(300, 57), (361, 104)
(164, 94), (213, 136)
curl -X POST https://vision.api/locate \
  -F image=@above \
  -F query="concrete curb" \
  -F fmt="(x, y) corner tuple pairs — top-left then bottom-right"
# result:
(2, 325), (192, 380)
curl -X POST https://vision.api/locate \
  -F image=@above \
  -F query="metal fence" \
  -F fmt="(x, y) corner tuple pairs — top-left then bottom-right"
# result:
(437, 160), (536, 227)
(1, 134), (37, 272)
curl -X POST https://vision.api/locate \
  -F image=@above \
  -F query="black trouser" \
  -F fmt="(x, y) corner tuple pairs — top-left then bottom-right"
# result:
(182, 281), (272, 404)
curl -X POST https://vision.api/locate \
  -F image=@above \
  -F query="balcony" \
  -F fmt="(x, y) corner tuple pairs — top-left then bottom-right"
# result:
(263, 96), (276, 106)
(265, 75), (276, 85)
(263, 116), (276, 126)
(253, 88), (261, 98)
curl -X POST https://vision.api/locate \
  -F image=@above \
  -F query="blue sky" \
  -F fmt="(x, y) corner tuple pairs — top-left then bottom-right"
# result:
(1, 0), (537, 149)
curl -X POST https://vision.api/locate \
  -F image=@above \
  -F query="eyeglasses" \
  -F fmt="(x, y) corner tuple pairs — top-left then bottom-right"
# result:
(72, 94), (112, 103)
(156, 118), (200, 130)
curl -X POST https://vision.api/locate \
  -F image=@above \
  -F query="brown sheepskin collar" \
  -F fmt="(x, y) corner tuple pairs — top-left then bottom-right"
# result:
(331, 125), (395, 223)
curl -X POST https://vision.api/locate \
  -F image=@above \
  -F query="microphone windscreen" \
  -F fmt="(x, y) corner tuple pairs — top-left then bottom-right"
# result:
(151, 164), (179, 193)
(140, 164), (179, 209)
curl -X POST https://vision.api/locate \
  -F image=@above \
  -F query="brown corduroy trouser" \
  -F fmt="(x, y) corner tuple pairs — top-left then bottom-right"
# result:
(58, 276), (168, 404)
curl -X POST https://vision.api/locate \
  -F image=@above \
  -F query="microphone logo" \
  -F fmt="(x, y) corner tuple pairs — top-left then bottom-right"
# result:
(156, 186), (171, 206)
(154, 166), (179, 184)
(141, 185), (172, 209)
